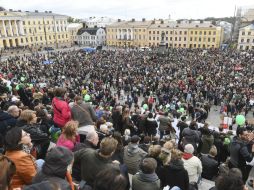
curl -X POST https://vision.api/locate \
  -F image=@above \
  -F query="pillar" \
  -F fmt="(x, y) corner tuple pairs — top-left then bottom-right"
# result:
(2, 20), (7, 37)
(8, 20), (14, 36)
(15, 20), (19, 36)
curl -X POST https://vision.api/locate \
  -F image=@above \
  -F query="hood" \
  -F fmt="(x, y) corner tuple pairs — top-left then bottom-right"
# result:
(136, 171), (159, 182)
(43, 146), (73, 178)
(168, 159), (184, 170)
(127, 143), (139, 156)
(182, 152), (193, 160)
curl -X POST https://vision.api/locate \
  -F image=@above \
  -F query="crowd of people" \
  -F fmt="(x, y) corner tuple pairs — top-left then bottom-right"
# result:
(0, 48), (254, 190)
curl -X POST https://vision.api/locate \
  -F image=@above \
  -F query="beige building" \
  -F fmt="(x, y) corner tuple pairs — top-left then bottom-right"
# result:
(238, 24), (254, 50)
(106, 19), (224, 49)
(106, 19), (152, 47)
(0, 9), (70, 50)
(67, 23), (82, 45)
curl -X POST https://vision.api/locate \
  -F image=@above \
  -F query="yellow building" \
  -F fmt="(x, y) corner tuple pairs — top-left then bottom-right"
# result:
(106, 19), (152, 47)
(106, 19), (224, 49)
(0, 9), (70, 50)
(67, 23), (83, 46)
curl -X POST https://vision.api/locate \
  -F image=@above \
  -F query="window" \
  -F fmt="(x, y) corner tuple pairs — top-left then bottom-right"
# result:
(149, 37), (151, 40)
(183, 44), (186, 47)
(191, 31), (193, 35)
(194, 37), (197, 41)
(194, 44), (196, 48)
(149, 31), (151, 34)
(166, 31), (168, 34)
(166, 37), (168, 40)
(242, 32), (245, 35)
(28, 21), (30, 25)
(170, 37), (172, 41)
(204, 31), (206, 35)
(213, 31), (216, 35)
(170, 31), (173, 34)
(241, 39), (244, 42)
(33, 21), (35, 25)
(26, 38), (28, 42)
(175, 37), (177, 41)
(23, 21), (25, 25)
(21, 38), (23, 43)
(30, 37), (33, 42)
(198, 44), (201, 48)
(40, 36), (42, 41)
(157, 37), (159, 40)
(248, 32), (251, 35)
(24, 29), (26, 34)
(153, 31), (155, 34)
(179, 37), (181, 41)
(208, 38), (210, 42)
(199, 31), (202, 35)
(180, 31), (182, 35)
(213, 38), (215, 42)
(184, 31), (187, 35)
(153, 37), (155, 40)
(184, 37), (186, 41)
(199, 37), (201, 42)
(209, 31), (211, 35)
(157, 31), (159, 34)
(195, 31), (197, 35)
(247, 39), (250, 43)
(190, 37), (193, 41)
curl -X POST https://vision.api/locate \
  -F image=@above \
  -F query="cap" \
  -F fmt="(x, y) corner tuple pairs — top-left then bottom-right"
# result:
(184, 144), (194, 154)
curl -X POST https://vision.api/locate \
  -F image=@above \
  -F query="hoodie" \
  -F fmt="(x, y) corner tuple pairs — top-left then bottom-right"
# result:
(123, 143), (147, 175)
(32, 147), (73, 190)
(132, 171), (160, 190)
(0, 111), (17, 135)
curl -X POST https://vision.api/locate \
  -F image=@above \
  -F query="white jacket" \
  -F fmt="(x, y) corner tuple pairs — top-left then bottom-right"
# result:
(182, 156), (202, 183)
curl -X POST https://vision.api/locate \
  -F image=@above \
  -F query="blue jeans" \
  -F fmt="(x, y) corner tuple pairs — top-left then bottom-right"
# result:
(36, 159), (45, 172)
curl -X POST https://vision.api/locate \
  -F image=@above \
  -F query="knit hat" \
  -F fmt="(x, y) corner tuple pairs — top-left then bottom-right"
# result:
(5, 127), (22, 150)
(184, 144), (194, 154)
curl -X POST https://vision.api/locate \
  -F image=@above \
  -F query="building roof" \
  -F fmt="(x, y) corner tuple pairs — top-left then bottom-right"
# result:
(149, 22), (218, 29)
(67, 23), (82, 29)
(240, 24), (254, 30)
(0, 10), (68, 18)
(108, 20), (153, 28)
(77, 27), (102, 35)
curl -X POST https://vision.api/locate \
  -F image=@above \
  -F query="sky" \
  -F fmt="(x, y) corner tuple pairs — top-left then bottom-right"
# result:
(1, 0), (254, 20)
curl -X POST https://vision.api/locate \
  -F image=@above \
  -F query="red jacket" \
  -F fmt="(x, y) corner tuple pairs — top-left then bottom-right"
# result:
(52, 97), (71, 128)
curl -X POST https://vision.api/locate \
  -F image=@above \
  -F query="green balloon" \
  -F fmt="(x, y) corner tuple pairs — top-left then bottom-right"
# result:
(21, 77), (25, 82)
(84, 94), (91, 102)
(143, 104), (148, 110)
(236, 115), (245, 126)
(29, 84), (33, 88)
(15, 85), (19, 90)
(179, 108), (185, 113)
(224, 138), (231, 145)
(7, 85), (12, 91)
(110, 106), (113, 111)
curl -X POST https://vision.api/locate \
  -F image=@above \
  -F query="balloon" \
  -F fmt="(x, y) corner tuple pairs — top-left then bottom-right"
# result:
(179, 108), (185, 113)
(236, 115), (245, 126)
(224, 138), (231, 145)
(21, 77), (25, 82)
(109, 106), (113, 111)
(29, 84), (33, 88)
(143, 104), (148, 110)
(84, 94), (90, 102)
(15, 85), (19, 90)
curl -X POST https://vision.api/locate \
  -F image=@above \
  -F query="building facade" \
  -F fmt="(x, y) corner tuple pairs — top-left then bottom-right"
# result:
(0, 9), (70, 50)
(77, 27), (106, 47)
(106, 19), (152, 47)
(238, 24), (254, 50)
(67, 23), (82, 45)
(82, 16), (117, 28)
(106, 19), (224, 49)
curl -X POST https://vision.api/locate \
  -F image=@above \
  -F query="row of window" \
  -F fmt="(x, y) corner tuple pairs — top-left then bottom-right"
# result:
(239, 45), (254, 50)
(240, 38), (254, 43)
(23, 20), (67, 25)
(241, 31), (253, 36)
(19, 34), (68, 43)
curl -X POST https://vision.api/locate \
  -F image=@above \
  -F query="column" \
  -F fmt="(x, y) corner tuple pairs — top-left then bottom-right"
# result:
(2, 20), (7, 37)
(15, 20), (19, 36)
(9, 20), (14, 36)
(18, 21), (24, 35)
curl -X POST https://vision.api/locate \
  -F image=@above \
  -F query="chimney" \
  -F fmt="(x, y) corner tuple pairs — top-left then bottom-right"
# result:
(117, 19), (121, 22)
(142, 18), (146, 22)
(35, 10), (38, 13)
(18, 10), (21, 12)
(131, 18), (135, 22)
(9, 9), (13, 12)
(25, 11), (29, 13)
(45, 11), (48, 13)
(49, 11), (52, 13)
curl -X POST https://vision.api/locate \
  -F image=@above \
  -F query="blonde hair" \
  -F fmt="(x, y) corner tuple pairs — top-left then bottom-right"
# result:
(62, 120), (79, 141)
(100, 137), (118, 156)
(163, 141), (174, 151)
(19, 109), (36, 123)
(170, 149), (183, 161)
(148, 145), (162, 158)
(209, 145), (217, 157)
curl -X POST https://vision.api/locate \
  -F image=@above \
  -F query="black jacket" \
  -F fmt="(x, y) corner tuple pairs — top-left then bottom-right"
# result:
(0, 111), (17, 135)
(229, 136), (253, 168)
(145, 118), (158, 136)
(21, 124), (49, 141)
(201, 154), (218, 180)
(159, 160), (189, 190)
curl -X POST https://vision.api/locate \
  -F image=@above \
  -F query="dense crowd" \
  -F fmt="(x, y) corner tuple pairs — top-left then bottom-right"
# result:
(0, 48), (254, 190)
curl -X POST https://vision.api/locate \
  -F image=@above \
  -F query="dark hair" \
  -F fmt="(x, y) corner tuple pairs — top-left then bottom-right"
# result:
(236, 127), (247, 137)
(4, 127), (23, 151)
(93, 167), (128, 190)
(140, 158), (157, 174)
(148, 112), (153, 118)
(112, 132), (123, 151)
(0, 155), (16, 190)
(215, 175), (244, 190)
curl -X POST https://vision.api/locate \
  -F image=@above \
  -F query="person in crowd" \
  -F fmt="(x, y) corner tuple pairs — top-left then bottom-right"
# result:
(4, 127), (37, 189)
(145, 112), (158, 136)
(177, 116), (188, 145)
(123, 135), (147, 175)
(56, 120), (80, 151)
(146, 145), (163, 175)
(200, 126), (214, 154)
(92, 167), (128, 190)
(201, 145), (219, 180)
(0, 155), (16, 190)
(182, 144), (202, 187)
(32, 146), (74, 190)
(182, 121), (201, 151)
(71, 96), (97, 127)
(122, 108), (136, 135)
(52, 87), (71, 128)
(73, 130), (99, 152)
(159, 149), (189, 190)
(229, 127), (254, 182)
(132, 157), (160, 190)
(73, 137), (118, 186)
(16, 109), (50, 159)
(0, 105), (19, 136)
(158, 112), (173, 139)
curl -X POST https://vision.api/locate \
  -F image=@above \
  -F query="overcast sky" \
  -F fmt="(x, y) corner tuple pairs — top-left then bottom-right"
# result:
(1, 0), (254, 20)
